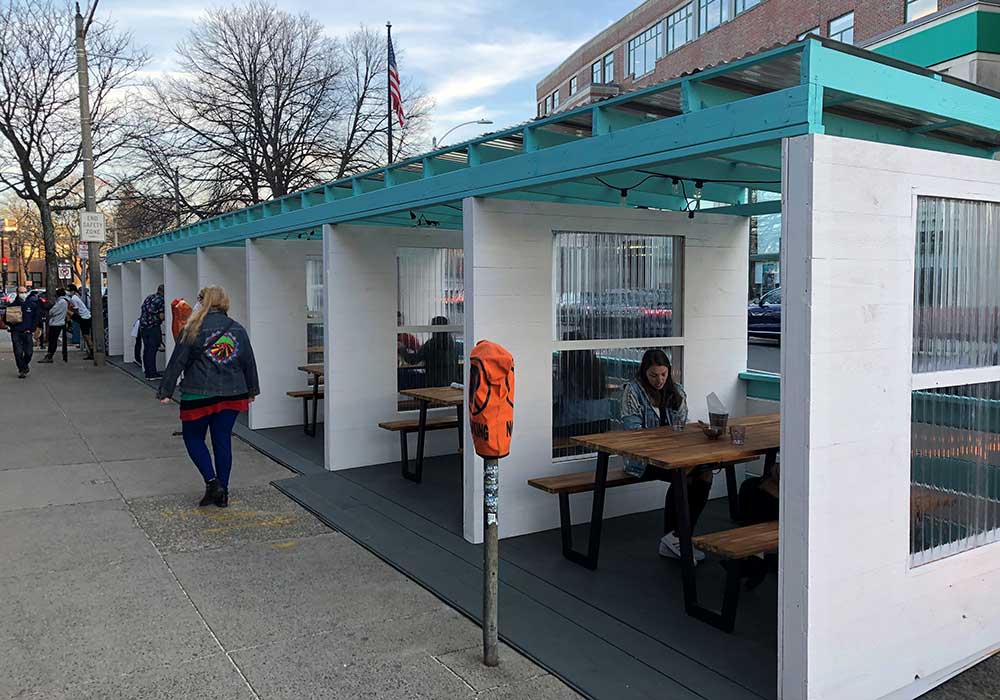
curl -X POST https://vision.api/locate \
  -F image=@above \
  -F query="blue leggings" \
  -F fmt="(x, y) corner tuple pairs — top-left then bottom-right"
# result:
(181, 410), (239, 489)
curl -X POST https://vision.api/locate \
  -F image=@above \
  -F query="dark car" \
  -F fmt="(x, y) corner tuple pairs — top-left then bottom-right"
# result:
(748, 286), (781, 339)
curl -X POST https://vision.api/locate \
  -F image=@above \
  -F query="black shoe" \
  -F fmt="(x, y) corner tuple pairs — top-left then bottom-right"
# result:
(199, 479), (221, 507)
(38, 356), (53, 363)
(17, 371), (25, 379)
(214, 488), (229, 508)
(23, 366), (29, 374)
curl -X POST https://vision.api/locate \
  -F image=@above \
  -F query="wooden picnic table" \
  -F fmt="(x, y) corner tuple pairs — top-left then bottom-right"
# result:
(297, 364), (324, 437)
(570, 413), (780, 631)
(398, 386), (464, 481)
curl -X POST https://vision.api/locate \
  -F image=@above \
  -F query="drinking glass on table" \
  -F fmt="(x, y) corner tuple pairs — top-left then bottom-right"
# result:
(671, 420), (685, 432)
(730, 425), (747, 445)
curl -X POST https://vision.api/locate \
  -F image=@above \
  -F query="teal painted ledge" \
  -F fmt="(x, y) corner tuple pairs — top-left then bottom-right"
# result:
(739, 370), (781, 401)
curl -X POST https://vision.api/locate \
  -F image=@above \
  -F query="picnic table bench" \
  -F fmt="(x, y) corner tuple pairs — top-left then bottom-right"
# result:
(386, 386), (464, 483)
(289, 364), (323, 437)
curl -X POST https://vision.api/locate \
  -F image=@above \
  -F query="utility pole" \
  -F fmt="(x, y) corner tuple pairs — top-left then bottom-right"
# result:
(75, 2), (104, 366)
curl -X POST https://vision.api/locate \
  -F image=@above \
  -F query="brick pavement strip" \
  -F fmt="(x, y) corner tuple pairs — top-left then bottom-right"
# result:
(0, 344), (577, 699)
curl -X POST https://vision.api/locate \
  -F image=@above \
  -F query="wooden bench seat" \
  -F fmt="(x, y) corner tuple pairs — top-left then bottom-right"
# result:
(528, 468), (641, 495)
(379, 415), (461, 483)
(911, 486), (956, 519)
(378, 416), (458, 432)
(693, 521), (778, 559)
(287, 388), (324, 437)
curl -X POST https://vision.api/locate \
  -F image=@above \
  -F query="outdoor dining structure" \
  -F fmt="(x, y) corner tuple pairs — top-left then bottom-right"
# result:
(104, 34), (1000, 700)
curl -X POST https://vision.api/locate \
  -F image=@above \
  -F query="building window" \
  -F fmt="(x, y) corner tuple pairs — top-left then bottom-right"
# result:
(828, 11), (854, 44)
(699, 0), (732, 34)
(538, 102), (544, 117)
(906, 0), (937, 22)
(553, 231), (684, 459)
(592, 60), (602, 85)
(798, 26), (820, 39)
(552, 89), (560, 110)
(628, 21), (663, 78)
(910, 196), (1000, 566)
(735, 0), (760, 13)
(569, 76), (578, 96)
(667, 3), (694, 52)
(29, 272), (42, 288)
(603, 52), (615, 82)
(544, 95), (552, 114)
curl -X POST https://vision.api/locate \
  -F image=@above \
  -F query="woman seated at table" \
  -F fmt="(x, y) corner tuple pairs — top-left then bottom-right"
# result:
(621, 348), (712, 562)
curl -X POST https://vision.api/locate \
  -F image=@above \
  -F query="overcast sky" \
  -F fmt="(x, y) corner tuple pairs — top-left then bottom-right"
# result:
(98, 0), (640, 147)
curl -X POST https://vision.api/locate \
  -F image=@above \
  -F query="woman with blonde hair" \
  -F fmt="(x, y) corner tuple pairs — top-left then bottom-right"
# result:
(157, 286), (259, 508)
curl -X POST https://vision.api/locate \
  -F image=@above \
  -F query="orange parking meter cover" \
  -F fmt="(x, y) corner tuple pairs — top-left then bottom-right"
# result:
(469, 340), (515, 459)
(171, 298), (192, 341)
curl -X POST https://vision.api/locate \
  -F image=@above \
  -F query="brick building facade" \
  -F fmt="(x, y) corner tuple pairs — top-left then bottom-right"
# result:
(536, 0), (958, 115)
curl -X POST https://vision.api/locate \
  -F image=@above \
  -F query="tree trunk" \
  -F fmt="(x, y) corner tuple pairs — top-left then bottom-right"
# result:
(38, 199), (59, 292)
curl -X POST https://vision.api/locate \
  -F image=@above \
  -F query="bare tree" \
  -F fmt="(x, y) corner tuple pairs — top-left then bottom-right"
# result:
(144, 1), (346, 213)
(0, 0), (147, 287)
(135, 7), (433, 224)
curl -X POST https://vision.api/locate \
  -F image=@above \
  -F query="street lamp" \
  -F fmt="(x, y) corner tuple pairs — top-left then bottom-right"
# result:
(432, 118), (493, 149)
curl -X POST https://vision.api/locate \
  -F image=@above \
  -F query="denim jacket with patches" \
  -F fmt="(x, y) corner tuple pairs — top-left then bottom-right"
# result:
(157, 310), (260, 400)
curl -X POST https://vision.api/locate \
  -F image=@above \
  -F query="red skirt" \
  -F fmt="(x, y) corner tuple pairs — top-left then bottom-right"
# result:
(179, 394), (251, 422)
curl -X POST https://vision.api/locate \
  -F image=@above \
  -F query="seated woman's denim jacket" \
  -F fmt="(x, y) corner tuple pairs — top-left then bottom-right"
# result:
(620, 380), (688, 477)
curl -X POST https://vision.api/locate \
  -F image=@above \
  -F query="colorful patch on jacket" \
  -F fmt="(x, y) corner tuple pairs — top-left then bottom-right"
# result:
(205, 331), (239, 365)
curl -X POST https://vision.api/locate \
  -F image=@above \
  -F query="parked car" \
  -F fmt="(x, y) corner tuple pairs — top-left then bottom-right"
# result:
(748, 286), (781, 339)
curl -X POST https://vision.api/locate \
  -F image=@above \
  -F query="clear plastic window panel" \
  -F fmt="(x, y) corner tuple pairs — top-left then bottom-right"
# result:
(553, 347), (682, 459)
(554, 231), (681, 341)
(911, 381), (1000, 565)
(397, 331), (464, 405)
(913, 197), (1000, 373)
(305, 257), (324, 364)
(396, 247), (464, 329)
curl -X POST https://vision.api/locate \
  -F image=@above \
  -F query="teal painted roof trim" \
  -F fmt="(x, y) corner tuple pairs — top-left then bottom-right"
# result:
(739, 370), (781, 402)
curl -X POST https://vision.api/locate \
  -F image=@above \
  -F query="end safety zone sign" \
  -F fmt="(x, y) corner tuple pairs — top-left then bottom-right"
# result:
(78, 211), (107, 243)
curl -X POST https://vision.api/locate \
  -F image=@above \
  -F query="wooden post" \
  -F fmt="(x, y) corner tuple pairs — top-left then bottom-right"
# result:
(483, 456), (499, 666)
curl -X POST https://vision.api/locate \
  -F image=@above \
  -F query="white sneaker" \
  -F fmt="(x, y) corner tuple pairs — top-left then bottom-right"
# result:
(658, 533), (706, 563)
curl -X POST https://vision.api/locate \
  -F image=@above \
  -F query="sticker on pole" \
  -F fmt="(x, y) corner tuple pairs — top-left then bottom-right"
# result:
(78, 211), (107, 243)
(58, 263), (71, 280)
(468, 340), (515, 459)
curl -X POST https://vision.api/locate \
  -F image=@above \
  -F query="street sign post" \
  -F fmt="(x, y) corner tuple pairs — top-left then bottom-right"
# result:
(78, 211), (106, 243)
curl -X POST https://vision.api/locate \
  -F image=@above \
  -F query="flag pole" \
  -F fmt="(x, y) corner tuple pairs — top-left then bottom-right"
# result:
(386, 21), (393, 165)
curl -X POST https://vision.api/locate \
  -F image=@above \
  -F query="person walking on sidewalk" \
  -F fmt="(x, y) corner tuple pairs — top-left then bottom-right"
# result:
(38, 289), (68, 364)
(138, 285), (165, 380)
(157, 286), (259, 508)
(67, 284), (94, 360)
(3, 286), (42, 378)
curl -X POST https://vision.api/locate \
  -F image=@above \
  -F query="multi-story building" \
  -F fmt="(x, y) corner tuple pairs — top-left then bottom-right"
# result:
(536, 0), (966, 117)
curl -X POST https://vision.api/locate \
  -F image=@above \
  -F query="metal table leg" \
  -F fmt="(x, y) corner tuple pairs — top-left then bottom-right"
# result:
(559, 451), (609, 570)
(309, 375), (320, 437)
(404, 400), (429, 483)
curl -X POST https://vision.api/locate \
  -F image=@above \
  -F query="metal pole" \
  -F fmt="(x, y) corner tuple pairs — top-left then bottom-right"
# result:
(174, 167), (181, 228)
(1, 232), (7, 291)
(386, 22), (393, 165)
(75, 2), (104, 366)
(483, 457), (499, 667)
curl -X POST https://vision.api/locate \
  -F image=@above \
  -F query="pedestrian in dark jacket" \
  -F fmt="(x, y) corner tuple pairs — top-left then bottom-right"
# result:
(157, 285), (259, 508)
(4, 286), (42, 378)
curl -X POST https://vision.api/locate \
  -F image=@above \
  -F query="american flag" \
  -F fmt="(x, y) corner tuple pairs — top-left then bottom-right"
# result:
(388, 35), (405, 127)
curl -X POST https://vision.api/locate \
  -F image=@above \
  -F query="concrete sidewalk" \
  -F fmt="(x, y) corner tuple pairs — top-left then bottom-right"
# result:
(0, 341), (575, 700)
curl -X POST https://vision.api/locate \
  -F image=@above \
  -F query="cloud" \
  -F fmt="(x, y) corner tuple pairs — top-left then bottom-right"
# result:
(415, 32), (585, 108)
